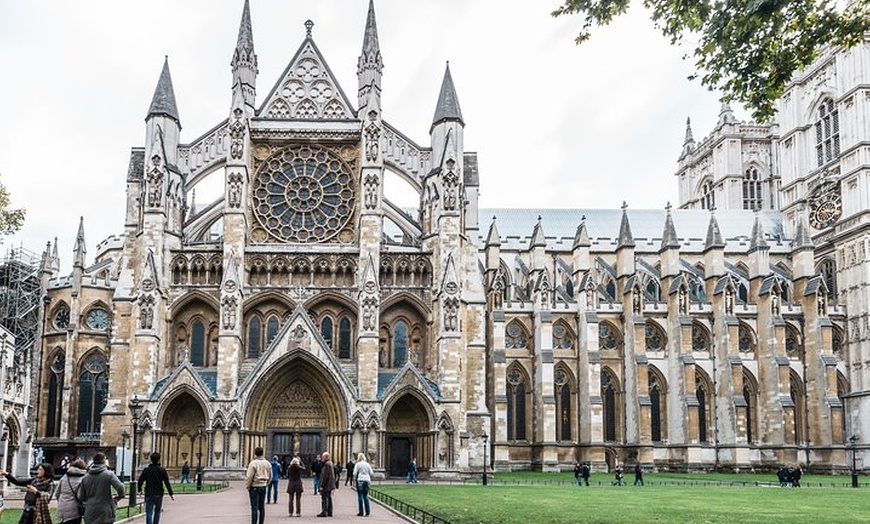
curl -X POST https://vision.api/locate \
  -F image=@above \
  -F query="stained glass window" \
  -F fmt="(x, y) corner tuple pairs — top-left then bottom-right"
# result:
(77, 354), (107, 437)
(393, 321), (408, 367)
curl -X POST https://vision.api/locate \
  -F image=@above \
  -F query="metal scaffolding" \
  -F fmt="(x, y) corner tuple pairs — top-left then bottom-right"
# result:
(0, 246), (41, 366)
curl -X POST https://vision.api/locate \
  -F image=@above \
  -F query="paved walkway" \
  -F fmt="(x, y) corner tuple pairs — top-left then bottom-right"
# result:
(156, 481), (410, 523)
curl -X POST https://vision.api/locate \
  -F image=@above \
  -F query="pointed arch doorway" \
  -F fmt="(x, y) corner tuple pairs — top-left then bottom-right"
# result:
(385, 393), (431, 478)
(247, 356), (348, 472)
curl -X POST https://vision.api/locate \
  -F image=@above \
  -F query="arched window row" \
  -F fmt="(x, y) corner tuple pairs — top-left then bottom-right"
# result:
(815, 98), (840, 167)
(247, 255), (357, 287)
(319, 314), (354, 359)
(701, 179), (715, 210)
(171, 255), (223, 286)
(743, 167), (763, 211)
(174, 317), (219, 367)
(379, 318), (425, 369)
(378, 256), (433, 288)
(246, 312), (285, 359)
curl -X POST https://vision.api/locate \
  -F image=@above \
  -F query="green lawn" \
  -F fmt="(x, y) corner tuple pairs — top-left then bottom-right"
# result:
(374, 483), (870, 524)
(471, 470), (859, 487)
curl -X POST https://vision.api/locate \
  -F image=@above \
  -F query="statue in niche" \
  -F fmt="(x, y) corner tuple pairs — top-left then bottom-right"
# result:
(725, 287), (735, 316)
(365, 120), (380, 162)
(771, 291), (780, 316)
(227, 173), (243, 209)
(138, 294), (154, 330)
(378, 347), (387, 368)
(817, 293), (827, 316)
(222, 296), (237, 330)
(633, 289), (642, 314)
(678, 287), (688, 315)
(585, 283), (596, 310)
(178, 344), (190, 363)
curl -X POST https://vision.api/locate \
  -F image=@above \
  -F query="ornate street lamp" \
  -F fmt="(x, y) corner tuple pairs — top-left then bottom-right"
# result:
(120, 430), (130, 482)
(482, 431), (489, 486)
(850, 435), (859, 488)
(128, 396), (143, 505)
(196, 422), (205, 491)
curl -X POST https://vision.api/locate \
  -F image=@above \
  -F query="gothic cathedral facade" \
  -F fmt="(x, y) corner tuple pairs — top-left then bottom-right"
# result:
(29, 1), (866, 477)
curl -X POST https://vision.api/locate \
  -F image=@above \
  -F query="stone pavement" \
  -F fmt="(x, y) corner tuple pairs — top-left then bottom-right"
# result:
(142, 481), (409, 524)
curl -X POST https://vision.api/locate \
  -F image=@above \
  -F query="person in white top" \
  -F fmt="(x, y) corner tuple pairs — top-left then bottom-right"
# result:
(352, 453), (374, 517)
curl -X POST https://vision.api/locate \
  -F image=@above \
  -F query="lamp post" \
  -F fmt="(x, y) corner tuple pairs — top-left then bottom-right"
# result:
(196, 422), (205, 491)
(850, 435), (859, 488)
(482, 431), (488, 486)
(128, 396), (143, 506)
(120, 430), (130, 482)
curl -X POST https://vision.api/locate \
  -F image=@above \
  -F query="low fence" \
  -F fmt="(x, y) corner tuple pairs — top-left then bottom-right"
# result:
(369, 488), (454, 524)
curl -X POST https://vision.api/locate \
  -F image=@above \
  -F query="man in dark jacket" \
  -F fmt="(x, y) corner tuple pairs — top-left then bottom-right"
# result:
(138, 452), (174, 524)
(316, 452), (336, 517)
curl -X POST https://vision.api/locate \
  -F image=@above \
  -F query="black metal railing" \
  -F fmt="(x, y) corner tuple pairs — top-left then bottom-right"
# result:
(369, 488), (454, 524)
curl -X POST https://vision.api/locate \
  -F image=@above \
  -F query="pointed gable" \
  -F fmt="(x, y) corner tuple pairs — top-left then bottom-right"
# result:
(148, 57), (180, 125)
(431, 63), (464, 129)
(259, 22), (355, 120)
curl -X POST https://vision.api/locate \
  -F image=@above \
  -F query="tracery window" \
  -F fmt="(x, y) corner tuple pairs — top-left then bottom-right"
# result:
(506, 365), (528, 441)
(338, 317), (351, 359)
(379, 315), (424, 368)
(248, 317), (262, 359)
(701, 180), (715, 210)
(649, 372), (664, 442)
(743, 168), (763, 210)
(645, 322), (665, 351)
(738, 323), (756, 353)
(743, 374), (758, 444)
(832, 326), (844, 355)
(46, 352), (64, 438)
(554, 367), (573, 442)
(393, 320), (408, 367)
(790, 371), (806, 444)
(252, 145), (355, 243)
(77, 353), (108, 437)
(599, 323), (620, 351)
(320, 316), (333, 349)
(505, 321), (530, 350)
(692, 323), (710, 352)
(785, 325), (802, 356)
(191, 320), (206, 366)
(815, 98), (840, 166)
(552, 321), (574, 350)
(601, 370), (619, 442)
(818, 259), (837, 299)
(246, 313), (284, 360)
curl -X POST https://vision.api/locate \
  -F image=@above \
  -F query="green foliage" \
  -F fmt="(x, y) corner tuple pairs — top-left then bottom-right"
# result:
(376, 483), (870, 524)
(552, 0), (870, 121)
(0, 174), (24, 238)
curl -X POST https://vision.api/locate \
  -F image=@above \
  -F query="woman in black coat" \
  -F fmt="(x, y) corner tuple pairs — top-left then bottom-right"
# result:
(1, 463), (55, 524)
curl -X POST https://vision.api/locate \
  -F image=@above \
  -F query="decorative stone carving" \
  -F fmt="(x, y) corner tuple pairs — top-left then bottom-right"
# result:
(363, 173), (379, 210)
(138, 294), (155, 330)
(362, 297), (377, 332)
(221, 296), (237, 330)
(443, 159), (458, 211)
(364, 111), (380, 161)
(444, 297), (459, 332)
(227, 172), (243, 209)
(229, 108), (245, 160)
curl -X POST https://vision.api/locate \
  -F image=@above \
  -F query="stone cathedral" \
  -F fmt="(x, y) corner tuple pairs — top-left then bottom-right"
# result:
(26, 0), (868, 478)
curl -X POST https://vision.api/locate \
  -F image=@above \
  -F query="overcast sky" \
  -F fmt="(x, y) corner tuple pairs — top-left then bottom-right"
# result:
(0, 0), (747, 269)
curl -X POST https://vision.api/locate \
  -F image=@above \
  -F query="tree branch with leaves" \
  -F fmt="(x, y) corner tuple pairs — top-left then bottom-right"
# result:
(0, 175), (25, 238)
(552, 0), (870, 121)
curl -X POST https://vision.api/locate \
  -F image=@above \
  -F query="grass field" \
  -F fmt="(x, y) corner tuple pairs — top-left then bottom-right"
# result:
(472, 470), (859, 487)
(375, 480), (870, 524)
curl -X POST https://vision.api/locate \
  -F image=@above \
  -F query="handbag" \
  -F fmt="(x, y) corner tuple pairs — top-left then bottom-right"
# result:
(67, 476), (85, 515)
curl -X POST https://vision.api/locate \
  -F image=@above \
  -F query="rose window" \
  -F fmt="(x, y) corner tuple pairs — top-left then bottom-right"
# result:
(252, 146), (355, 243)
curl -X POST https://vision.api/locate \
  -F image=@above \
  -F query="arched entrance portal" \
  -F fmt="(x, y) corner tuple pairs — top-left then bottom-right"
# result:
(385, 393), (431, 478)
(158, 391), (207, 471)
(247, 357), (348, 473)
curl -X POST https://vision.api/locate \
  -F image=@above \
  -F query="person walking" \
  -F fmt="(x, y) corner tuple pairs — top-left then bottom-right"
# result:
(245, 447), (272, 524)
(0, 463), (54, 524)
(344, 457), (355, 487)
(581, 463), (591, 486)
(181, 461), (190, 483)
(573, 463), (583, 487)
(353, 453), (374, 517)
(268, 456), (281, 504)
(316, 452), (336, 517)
(137, 452), (175, 524)
(285, 456), (305, 517)
(633, 464), (644, 486)
(79, 453), (126, 524)
(54, 457), (88, 524)
(612, 465), (624, 486)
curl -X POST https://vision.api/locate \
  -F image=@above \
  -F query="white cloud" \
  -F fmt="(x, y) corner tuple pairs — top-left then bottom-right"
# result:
(0, 0), (745, 268)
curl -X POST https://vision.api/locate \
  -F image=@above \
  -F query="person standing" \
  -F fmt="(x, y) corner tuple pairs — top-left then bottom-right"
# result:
(581, 463), (591, 486)
(353, 453), (374, 517)
(633, 464), (644, 486)
(612, 465), (624, 486)
(573, 463), (582, 487)
(268, 456), (281, 504)
(406, 458), (418, 483)
(285, 457), (304, 517)
(181, 461), (190, 483)
(344, 457), (355, 487)
(1, 463), (54, 524)
(54, 457), (88, 524)
(316, 452), (336, 517)
(311, 455), (323, 496)
(137, 452), (175, 524)
(245, 447), (272, 524)
(79, 453), (126, 524)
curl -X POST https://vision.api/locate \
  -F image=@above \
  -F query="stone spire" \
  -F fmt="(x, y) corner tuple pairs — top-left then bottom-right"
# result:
(617, 202), (635, 248)
(704, 210), (725, 250)
(431, 63), (464, 131)
(572, 217), (590, 249)
(660, 202), (680, 250)
(73, 217), (86, 269)
(681, 117), (695, 158)
(792, 214), (814, 251)
(50, 237), (60, 273)
(485, 216), (501, 247)
(530, 216), (546, 248)
(231, 0), (258, 112)
(147, 57), (180, 125)
(749, 212), (768, 252)
(357, 0), (384, 110)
